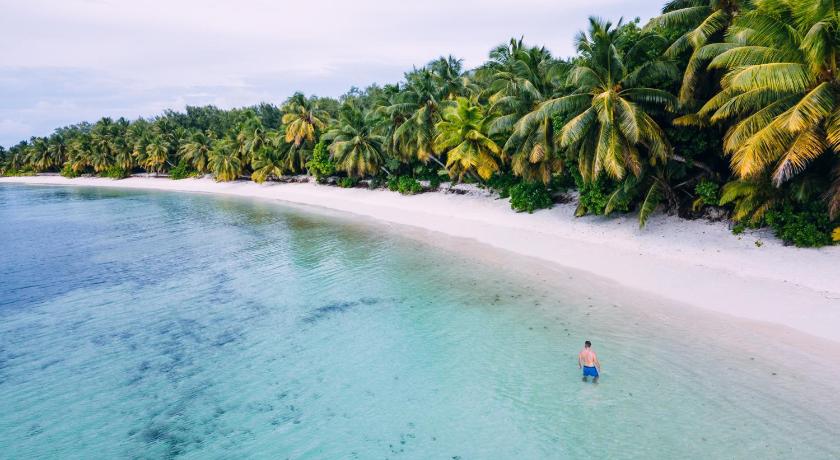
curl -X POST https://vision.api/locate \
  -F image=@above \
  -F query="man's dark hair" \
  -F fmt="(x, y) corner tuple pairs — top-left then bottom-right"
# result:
(585, 340), (591, 348)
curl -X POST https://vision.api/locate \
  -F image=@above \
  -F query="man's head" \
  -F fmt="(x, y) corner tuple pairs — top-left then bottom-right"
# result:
(584, 340), (591, 348)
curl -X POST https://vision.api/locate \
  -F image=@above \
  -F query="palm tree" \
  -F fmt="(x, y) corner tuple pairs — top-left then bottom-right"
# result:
(46, 134), (68, 169)
(260, 128), (310, 175)
(645, 0), (752, 107)
(392, 68), (449, 168)
(434, 97), (504, 181)
(369, 83), (410, 160)
(209, 138), (242, 181)
(324, 101), (386, 177)
(483, 39), (568, 183)
(251, 133), (288, 183)
(4, 143), (27, 172)
(281, 93), (329, 147)
(89, 118), (118, 172)
(690, 0), (840, 217)
(484, 37), (527, 71)
(143, 138), (170, 174)
(524, 18), (675, 182)
(178, 131), (213, 173)
(513, 18), (677, 224)
(67, 135), (92, 173)
(109, 118), (132, 171)
(429, 55), (471, 100)
(113, 139), (134, 171)
(242, 122), (267, 163)
(24, 137), (52, 171)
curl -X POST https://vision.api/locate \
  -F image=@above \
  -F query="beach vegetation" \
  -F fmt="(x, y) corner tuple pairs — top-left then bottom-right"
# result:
(575, 173), (612, 216)
(325, 101), (386, 178)
(486, 173), (520, 198)
(337, 177), (358, 188)
(434, 97), (504, 182)
(60, 164), (81, 178)
(693, 180), (720, 209)
(388, 176), (423, 195)
(101, 166), (130, 179)
(306, 141), (336, 183)
(765, 204), (835, 248)
(2, 0), (839, 245)
(509, 181), (553, 213)
(169, 160), (198, 180)
(208, 139), (242, 182)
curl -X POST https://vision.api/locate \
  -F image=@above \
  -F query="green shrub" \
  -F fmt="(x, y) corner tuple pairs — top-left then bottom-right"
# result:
(486, 173), (520, 198)
(509, 181), (553, 213)
(169, 160), (197, 180)
(577, 179), (610, 216)
(101, 166), (130, 179)
(1, 167), (36, 177)
(388, 176), (423, 195)
(337, 177), (357, 188)
(765, 204), (835, 247)
(60, 164), (81, 178)
(306, 140), (335, 183)
(693, 180), (720, 208)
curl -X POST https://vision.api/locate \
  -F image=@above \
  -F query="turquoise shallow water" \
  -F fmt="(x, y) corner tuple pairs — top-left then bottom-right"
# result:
(1, 184), (839, 459)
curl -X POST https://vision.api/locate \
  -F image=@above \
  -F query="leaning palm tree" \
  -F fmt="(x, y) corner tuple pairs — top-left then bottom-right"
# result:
(208, 138), (243, 181)
(645, 0), (752, 107)
(324, 102), (386, 177)
(690, 0), (840, 218)
(434, 97), (504, 181)
(281, 93), (329, 147)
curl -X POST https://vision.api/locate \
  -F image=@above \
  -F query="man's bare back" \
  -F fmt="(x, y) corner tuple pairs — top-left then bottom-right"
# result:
(578, 340), (600, 382)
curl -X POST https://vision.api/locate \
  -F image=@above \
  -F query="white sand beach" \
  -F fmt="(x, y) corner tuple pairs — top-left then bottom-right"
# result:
(3, 174), (839, 343)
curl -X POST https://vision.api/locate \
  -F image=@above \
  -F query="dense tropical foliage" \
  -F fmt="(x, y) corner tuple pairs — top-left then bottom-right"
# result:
(2, 0), (838, 246)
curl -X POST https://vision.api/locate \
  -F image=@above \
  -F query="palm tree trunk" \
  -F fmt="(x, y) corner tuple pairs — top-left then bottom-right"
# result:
(672, 154), (716, 177)
(429, 153), (447, 170)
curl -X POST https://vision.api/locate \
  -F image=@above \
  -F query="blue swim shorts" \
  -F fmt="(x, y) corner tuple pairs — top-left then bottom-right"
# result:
(583, 366), (599, 377)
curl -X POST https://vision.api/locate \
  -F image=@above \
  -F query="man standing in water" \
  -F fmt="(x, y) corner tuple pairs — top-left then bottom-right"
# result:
(578, 340), (600, 383)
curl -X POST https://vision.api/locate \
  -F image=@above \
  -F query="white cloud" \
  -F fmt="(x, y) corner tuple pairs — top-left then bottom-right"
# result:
(0, 119), (32, 142)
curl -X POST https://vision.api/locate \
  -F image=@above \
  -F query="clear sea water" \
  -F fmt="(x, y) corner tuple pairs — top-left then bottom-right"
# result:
(1, 184), (839, 459)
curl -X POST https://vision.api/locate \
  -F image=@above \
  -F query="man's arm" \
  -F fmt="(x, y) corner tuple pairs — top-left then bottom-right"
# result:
(577, 352), (582, 369)
(594, 353), (601, 371)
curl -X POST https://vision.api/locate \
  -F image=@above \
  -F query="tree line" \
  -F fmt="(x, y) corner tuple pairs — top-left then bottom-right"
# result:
(2, 0), (839, 246)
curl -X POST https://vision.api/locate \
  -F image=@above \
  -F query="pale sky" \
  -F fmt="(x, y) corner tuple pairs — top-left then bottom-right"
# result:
(0, 0), (660, 147)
